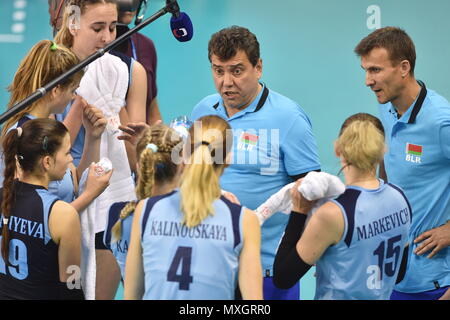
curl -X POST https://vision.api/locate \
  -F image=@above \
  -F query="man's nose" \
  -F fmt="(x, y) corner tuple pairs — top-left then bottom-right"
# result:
(223, 72), (233, 87)
(366, 72), (375, 87)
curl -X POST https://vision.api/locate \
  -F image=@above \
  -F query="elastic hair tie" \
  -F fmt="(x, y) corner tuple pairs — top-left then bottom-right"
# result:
(42, 136), (48, 151)
(199, 141), (213, 152)
(16, 127), (23, 137)
(146, 143), (158, 153)
(2, 217), (8, 225)
(17, 155), (24, 161)
(50, 42), (59, 51)
(156, 163), (165, 170)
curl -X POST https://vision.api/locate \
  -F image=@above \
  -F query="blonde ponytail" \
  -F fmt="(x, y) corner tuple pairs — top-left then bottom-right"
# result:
(3, 40), (82, 135)
(180, 116), (232, 228)
(180, 144), (222, 228)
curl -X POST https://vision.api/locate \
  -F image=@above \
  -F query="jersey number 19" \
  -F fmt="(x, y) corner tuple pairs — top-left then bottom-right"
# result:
(0, 236), (29, 280)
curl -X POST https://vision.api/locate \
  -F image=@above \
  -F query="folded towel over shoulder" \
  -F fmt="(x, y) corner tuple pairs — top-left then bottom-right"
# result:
(255, 171), (346, 225)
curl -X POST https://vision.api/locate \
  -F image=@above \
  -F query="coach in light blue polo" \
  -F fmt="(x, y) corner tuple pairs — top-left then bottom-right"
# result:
(356, 27), (450, 299)
(191, 26), (320, 300)
(379, 83), (450, 296)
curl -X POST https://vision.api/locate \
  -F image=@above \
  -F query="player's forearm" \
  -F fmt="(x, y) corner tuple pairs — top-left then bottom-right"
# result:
(70, 191), (96, 214)
(77, 136), (101, 181)
(273, 212), (311, 289)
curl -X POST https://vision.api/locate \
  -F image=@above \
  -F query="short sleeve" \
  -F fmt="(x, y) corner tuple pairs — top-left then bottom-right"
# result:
(191, 98), (215, 121)
(190, 102), (204, 121)
(439, 122), (450, 159)
(282, 113), (321, 176)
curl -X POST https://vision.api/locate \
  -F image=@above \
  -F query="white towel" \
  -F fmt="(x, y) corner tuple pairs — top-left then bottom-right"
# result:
(299, 171), (346, 225)
(77, 169), (96, 300)
(298, 171), (345, 201)
(255, 171), (346, 225)
(77, 53), (128, 120)
(76, 53), (136, 299)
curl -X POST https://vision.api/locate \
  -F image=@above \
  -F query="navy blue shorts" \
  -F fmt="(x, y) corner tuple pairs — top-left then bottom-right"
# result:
(95, 231), (108, 250)
(263, 276), (300, 300)
(391, 286), (449, 300)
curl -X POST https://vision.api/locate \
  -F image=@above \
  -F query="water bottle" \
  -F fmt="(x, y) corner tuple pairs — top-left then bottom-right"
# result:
(94, 157), (113, 176)
(169, 115), (193, 141)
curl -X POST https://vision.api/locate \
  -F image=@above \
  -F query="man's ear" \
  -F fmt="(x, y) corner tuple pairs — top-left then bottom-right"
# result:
(256, 58), (263, 79)
(400, 59), (411, 78)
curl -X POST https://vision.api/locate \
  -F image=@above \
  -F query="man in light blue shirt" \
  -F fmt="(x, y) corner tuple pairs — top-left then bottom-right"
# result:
(355, 26), (450, 300)
(191, 26), (321, 300)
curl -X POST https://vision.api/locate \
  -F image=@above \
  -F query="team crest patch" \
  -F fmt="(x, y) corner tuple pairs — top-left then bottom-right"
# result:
(237, 132), (258, 151)
(405, 143), (422, 163)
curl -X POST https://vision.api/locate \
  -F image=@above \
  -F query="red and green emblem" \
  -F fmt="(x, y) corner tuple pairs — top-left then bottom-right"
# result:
(241, 132), (258, 146)
(406, 143), (423, 156)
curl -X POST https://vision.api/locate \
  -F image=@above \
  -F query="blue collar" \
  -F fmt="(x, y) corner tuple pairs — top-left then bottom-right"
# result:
(389, 80), (427, 124)
(213, 83), (269, 119)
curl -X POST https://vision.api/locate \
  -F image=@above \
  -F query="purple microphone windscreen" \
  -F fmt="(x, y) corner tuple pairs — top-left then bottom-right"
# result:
(170, 12), (193, 42)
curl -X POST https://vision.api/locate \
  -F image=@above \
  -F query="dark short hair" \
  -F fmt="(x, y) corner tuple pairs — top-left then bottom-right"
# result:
(354, 27), (416, 75)
(208, 26), (260, 66)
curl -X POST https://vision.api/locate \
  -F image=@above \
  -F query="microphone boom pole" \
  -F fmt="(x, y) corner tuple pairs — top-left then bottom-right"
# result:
(0, 0), (179, 125)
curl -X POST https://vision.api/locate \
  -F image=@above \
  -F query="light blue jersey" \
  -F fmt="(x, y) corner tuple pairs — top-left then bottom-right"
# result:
(140, 190), (244, 300)
(315, 181), (411, 300)
(55, 102), (84, 167)
(0, 115), (74, 202)
(104, 201), (133, 279)
(379, 82), (450, 292)
(47, 169), (75, 203)
(191, 84), (320, 279)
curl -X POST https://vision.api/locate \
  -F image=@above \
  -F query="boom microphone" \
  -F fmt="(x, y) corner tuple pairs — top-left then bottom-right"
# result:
(166, 0), (193, 42)
(170, 12), (193, 42)
(1, 0), (194, 125)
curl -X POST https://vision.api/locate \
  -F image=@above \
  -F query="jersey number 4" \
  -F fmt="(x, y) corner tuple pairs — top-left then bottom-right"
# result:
(167, 246), (193, 290)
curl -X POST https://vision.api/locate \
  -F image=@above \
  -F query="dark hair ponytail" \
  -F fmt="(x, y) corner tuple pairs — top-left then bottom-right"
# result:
(1, 129), (21, 263)
(1, 119), (68, 263)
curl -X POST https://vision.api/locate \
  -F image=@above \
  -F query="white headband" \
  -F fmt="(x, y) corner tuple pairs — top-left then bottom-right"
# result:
(146, 143), (158, 153)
